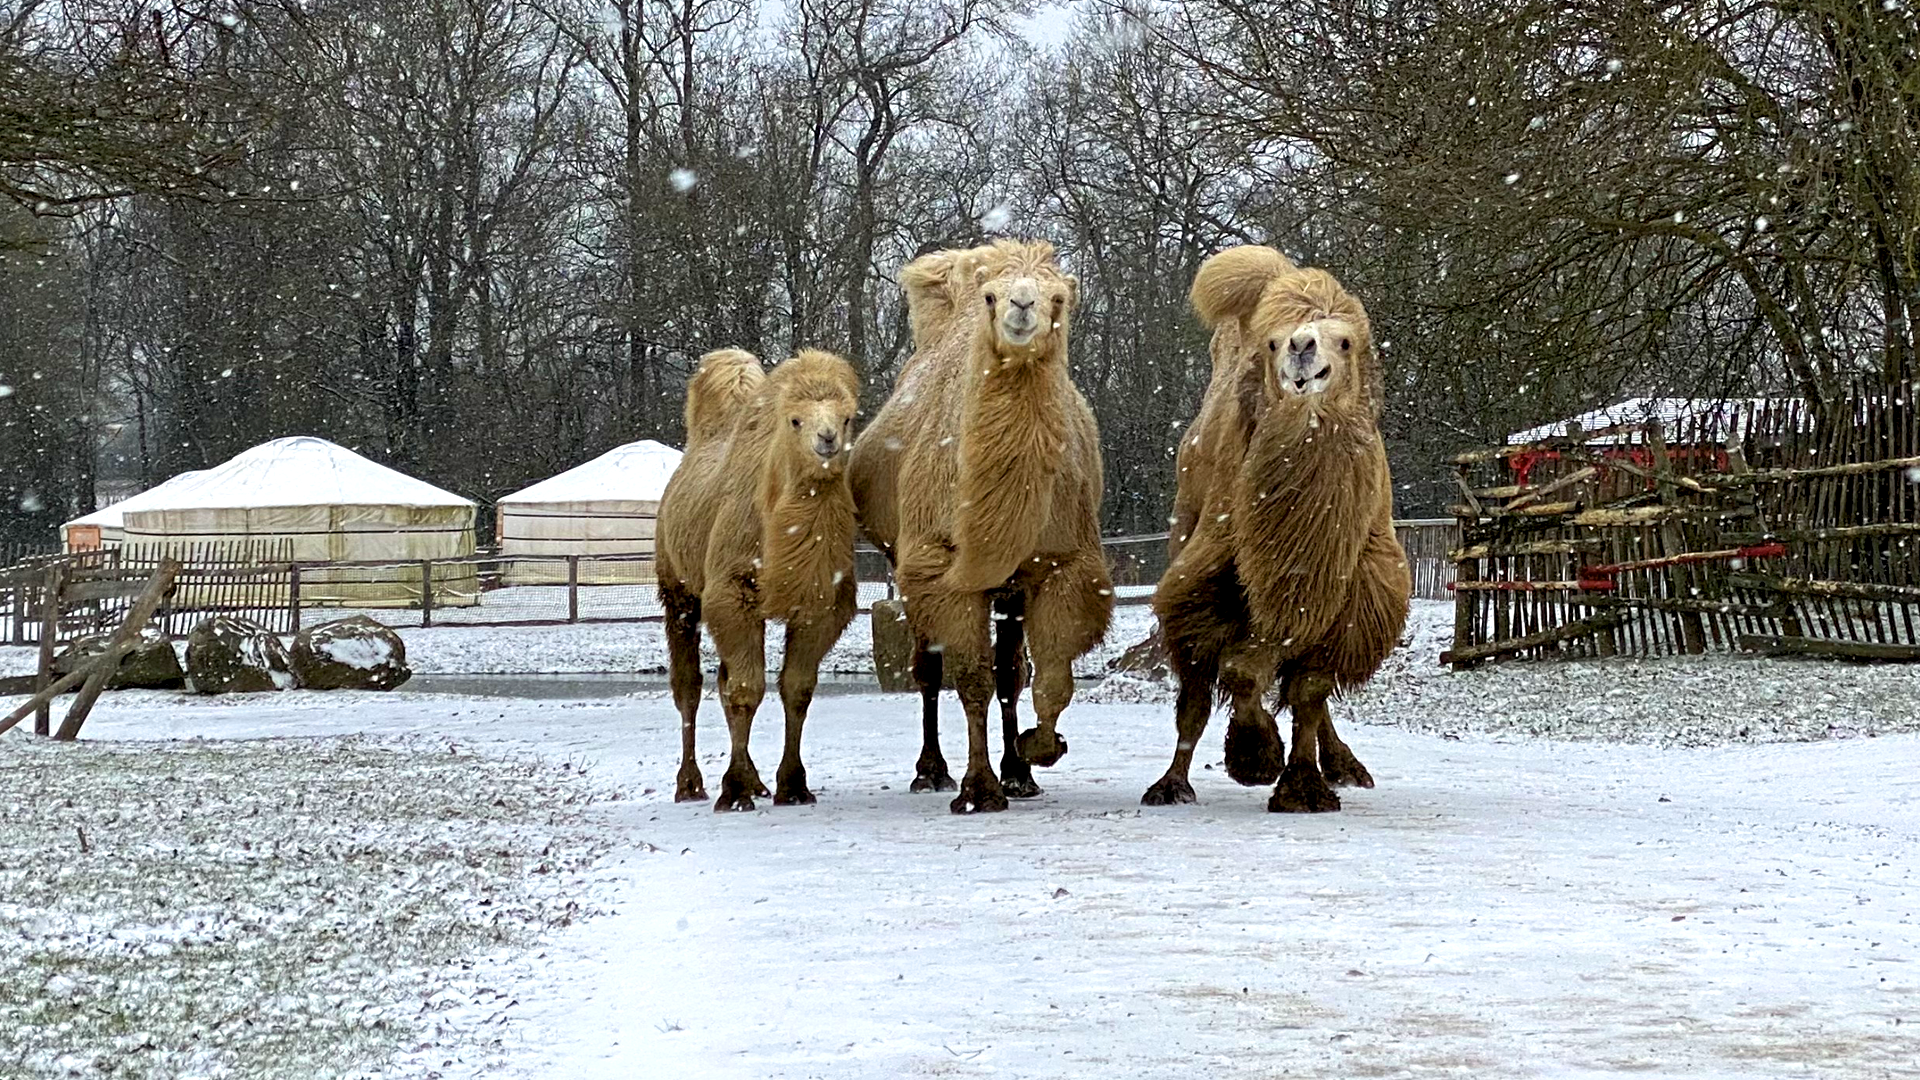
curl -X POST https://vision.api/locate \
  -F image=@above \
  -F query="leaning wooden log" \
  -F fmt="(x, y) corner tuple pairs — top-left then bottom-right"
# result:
(1448, 580), (1608, 593)
(1441, 613), (1626, 667)
(0, 665), (97, 735)
(1445, 499), (1582, 519)
(1724, 522), (1920, 544)
(1727, 573), (1920, 604)
(1581, 543), (1788, 579)
(1713, 453), (1920, 486)
(1583, 595), (1790, 619)
(1737, 635), (1920, 663)
(54, 559), (181, 741)
(1450, 538), (1607, 561)
(1506, 466), (1599, 511)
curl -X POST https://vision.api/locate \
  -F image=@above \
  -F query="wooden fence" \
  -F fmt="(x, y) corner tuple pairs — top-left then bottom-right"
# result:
(2, 521), (1460, 645)
(1446, 384), (1920, 667)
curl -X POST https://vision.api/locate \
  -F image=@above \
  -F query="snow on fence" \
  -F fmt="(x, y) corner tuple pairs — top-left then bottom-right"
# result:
(1446, 382), (1920, 667)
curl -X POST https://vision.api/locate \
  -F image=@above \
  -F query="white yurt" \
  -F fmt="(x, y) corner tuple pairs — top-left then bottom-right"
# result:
(495, 439), (682, 585)
(117, 436), (479, 607)
(63, 469), (210, 550)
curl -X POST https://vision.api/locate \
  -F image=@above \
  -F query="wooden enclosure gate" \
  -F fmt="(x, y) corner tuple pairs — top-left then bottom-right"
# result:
(1446, 387), (1920, 667)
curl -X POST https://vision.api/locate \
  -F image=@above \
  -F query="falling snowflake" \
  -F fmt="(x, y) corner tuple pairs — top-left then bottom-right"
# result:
(0, 385), (12, 398)
(668, 168), (698, 193)
(1503, 173), (1521, 185)
(1754, 216), (1771, 232)
(20, 491), (44, 512)
(981, 203), (1013, 232)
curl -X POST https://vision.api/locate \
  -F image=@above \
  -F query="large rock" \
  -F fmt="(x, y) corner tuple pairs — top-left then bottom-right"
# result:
(186, 615), (296, 694)
(51, 626), (185, 690)
(291, 616), (410, 691)
(871, 598), (915, 693)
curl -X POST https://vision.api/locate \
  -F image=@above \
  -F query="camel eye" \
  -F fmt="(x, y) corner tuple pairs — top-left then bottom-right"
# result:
(985, 292), (997, 306)
(1340, 337), (1352, 350)
(791, 417), (801, 428)
(1268, 340), (1278, 352)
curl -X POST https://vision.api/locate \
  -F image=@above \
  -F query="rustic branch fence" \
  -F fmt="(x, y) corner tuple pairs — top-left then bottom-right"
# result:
(1447, 383), (1919, 667)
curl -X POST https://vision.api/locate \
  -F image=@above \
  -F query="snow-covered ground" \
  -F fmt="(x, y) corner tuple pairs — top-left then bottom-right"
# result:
(7, 600), (1920, 1077)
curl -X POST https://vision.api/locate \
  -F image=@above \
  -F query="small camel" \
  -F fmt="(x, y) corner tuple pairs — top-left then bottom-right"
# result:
(1146, 245), (1410, 813)
(656, 348), (861, 812)
(851, 239), (1114, 814)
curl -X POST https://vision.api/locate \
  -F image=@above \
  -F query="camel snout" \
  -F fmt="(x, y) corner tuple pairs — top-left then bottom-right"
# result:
(813, 430), (841, 460)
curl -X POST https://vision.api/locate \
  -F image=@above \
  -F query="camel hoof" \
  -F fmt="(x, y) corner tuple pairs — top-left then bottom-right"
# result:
(1267, 763), (1341, 814)
(714, 766), (759, 812)
(1223, 719), (1285, 787)
(1320, 747), (1375, 789)
(950, 771), (1009, 814)
(674, 764), (707, 803)
(1141, 774), (1196, 806)
(999, 761), (1044, 799)
(1015, 727), (1068, 768)
(774, 764), (816, 805)
(911, 759), (958, 793)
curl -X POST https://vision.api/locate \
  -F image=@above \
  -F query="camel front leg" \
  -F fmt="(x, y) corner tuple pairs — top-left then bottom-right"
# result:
(1019, 549), (1113, 770)
(705, 591), (769, 813)
(662, 581), (707, 802)
(1144, 558), (1238, 806)
(992, 589), (1042, 798)
(908, 640), (956, 792)
(913, 589), (1001, 814)
(774, 581), (855, 806)
(1270, 670), (1341, 813)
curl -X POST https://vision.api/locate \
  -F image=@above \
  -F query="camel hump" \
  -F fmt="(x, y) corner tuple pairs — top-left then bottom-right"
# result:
(1190, 245), (1297, 329)
(685, 348), (765, 445)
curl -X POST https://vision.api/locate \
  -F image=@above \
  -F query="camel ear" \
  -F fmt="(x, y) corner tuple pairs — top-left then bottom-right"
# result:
(1064, 274), (1080, 308)
(974, 263), (989, 284)
(1235, 347), (1268, 437)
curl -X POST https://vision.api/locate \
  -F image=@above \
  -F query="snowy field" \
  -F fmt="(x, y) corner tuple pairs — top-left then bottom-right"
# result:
(5, 601), (1920, 1077)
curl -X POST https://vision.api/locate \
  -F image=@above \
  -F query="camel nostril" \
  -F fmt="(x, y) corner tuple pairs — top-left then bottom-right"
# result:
(1312, 366), (1331, 381)
(1010, 298), (1035, 312)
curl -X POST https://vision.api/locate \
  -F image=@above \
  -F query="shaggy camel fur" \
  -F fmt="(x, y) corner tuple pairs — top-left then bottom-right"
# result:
(851, 239), (1113, 814)
(1146, 245), (1410, 813)
(656, 348), (861, 812)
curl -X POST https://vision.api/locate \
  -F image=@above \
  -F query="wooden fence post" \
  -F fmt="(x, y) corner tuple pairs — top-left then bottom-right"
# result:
(420, 560), (434, 627)
(1647, 421), (1707, 654)
(288, 563), (302, 633)
(34, 565), (63, 736)
(567, 555), (580, 623)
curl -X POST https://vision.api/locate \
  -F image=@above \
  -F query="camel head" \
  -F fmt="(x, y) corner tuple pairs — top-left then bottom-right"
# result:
(768, 348), (859, 479)
(967, 239), (1078, 363)
(1251, 270), (1373, 414)
(1191, 247), (1377, 420)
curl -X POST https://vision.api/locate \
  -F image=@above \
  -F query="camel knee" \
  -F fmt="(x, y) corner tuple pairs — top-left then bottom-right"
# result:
(724, 670), (766, 717)
(1285, 670), (1336, 709)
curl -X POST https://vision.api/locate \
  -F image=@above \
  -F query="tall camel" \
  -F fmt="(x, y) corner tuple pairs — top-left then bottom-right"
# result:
(851, 239), (1114, 814)
(656, 348), (861, 812)
(1147, 245), (1410, 813)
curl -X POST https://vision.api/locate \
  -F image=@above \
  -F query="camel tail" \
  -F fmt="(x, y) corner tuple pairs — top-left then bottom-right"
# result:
(1190, 245), (1297, 329)
(683, 348), (765, 447)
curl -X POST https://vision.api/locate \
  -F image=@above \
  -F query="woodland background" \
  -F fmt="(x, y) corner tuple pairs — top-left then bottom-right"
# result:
(3, 0), (1915, 543)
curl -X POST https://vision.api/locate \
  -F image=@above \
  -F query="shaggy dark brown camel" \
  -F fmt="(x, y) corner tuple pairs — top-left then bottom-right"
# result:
(851, 239), (1114, 814)
(1146, 245), (1410, 813)
(656, 348), (861, 812)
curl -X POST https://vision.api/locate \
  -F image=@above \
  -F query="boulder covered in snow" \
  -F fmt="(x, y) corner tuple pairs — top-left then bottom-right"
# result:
(51, 626), (185, 690)
(291, 616), (410, 691)
(186, 615), (297, 694)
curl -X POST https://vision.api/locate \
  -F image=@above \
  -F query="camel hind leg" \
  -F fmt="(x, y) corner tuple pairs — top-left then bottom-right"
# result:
(992, 589), (1042, 799)
(1019, 548), (1113, 770)
(662, 579), (708, 803)
(908, 640), (956, 792)
(1269, 670), (1341, 813)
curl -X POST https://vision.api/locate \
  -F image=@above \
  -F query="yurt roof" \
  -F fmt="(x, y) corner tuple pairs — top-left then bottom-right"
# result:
(497, 440), (683, 505)
(117, 437), (473, 511)
(1506, 397), (1777, 446)
(66, 469), (211, 529)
